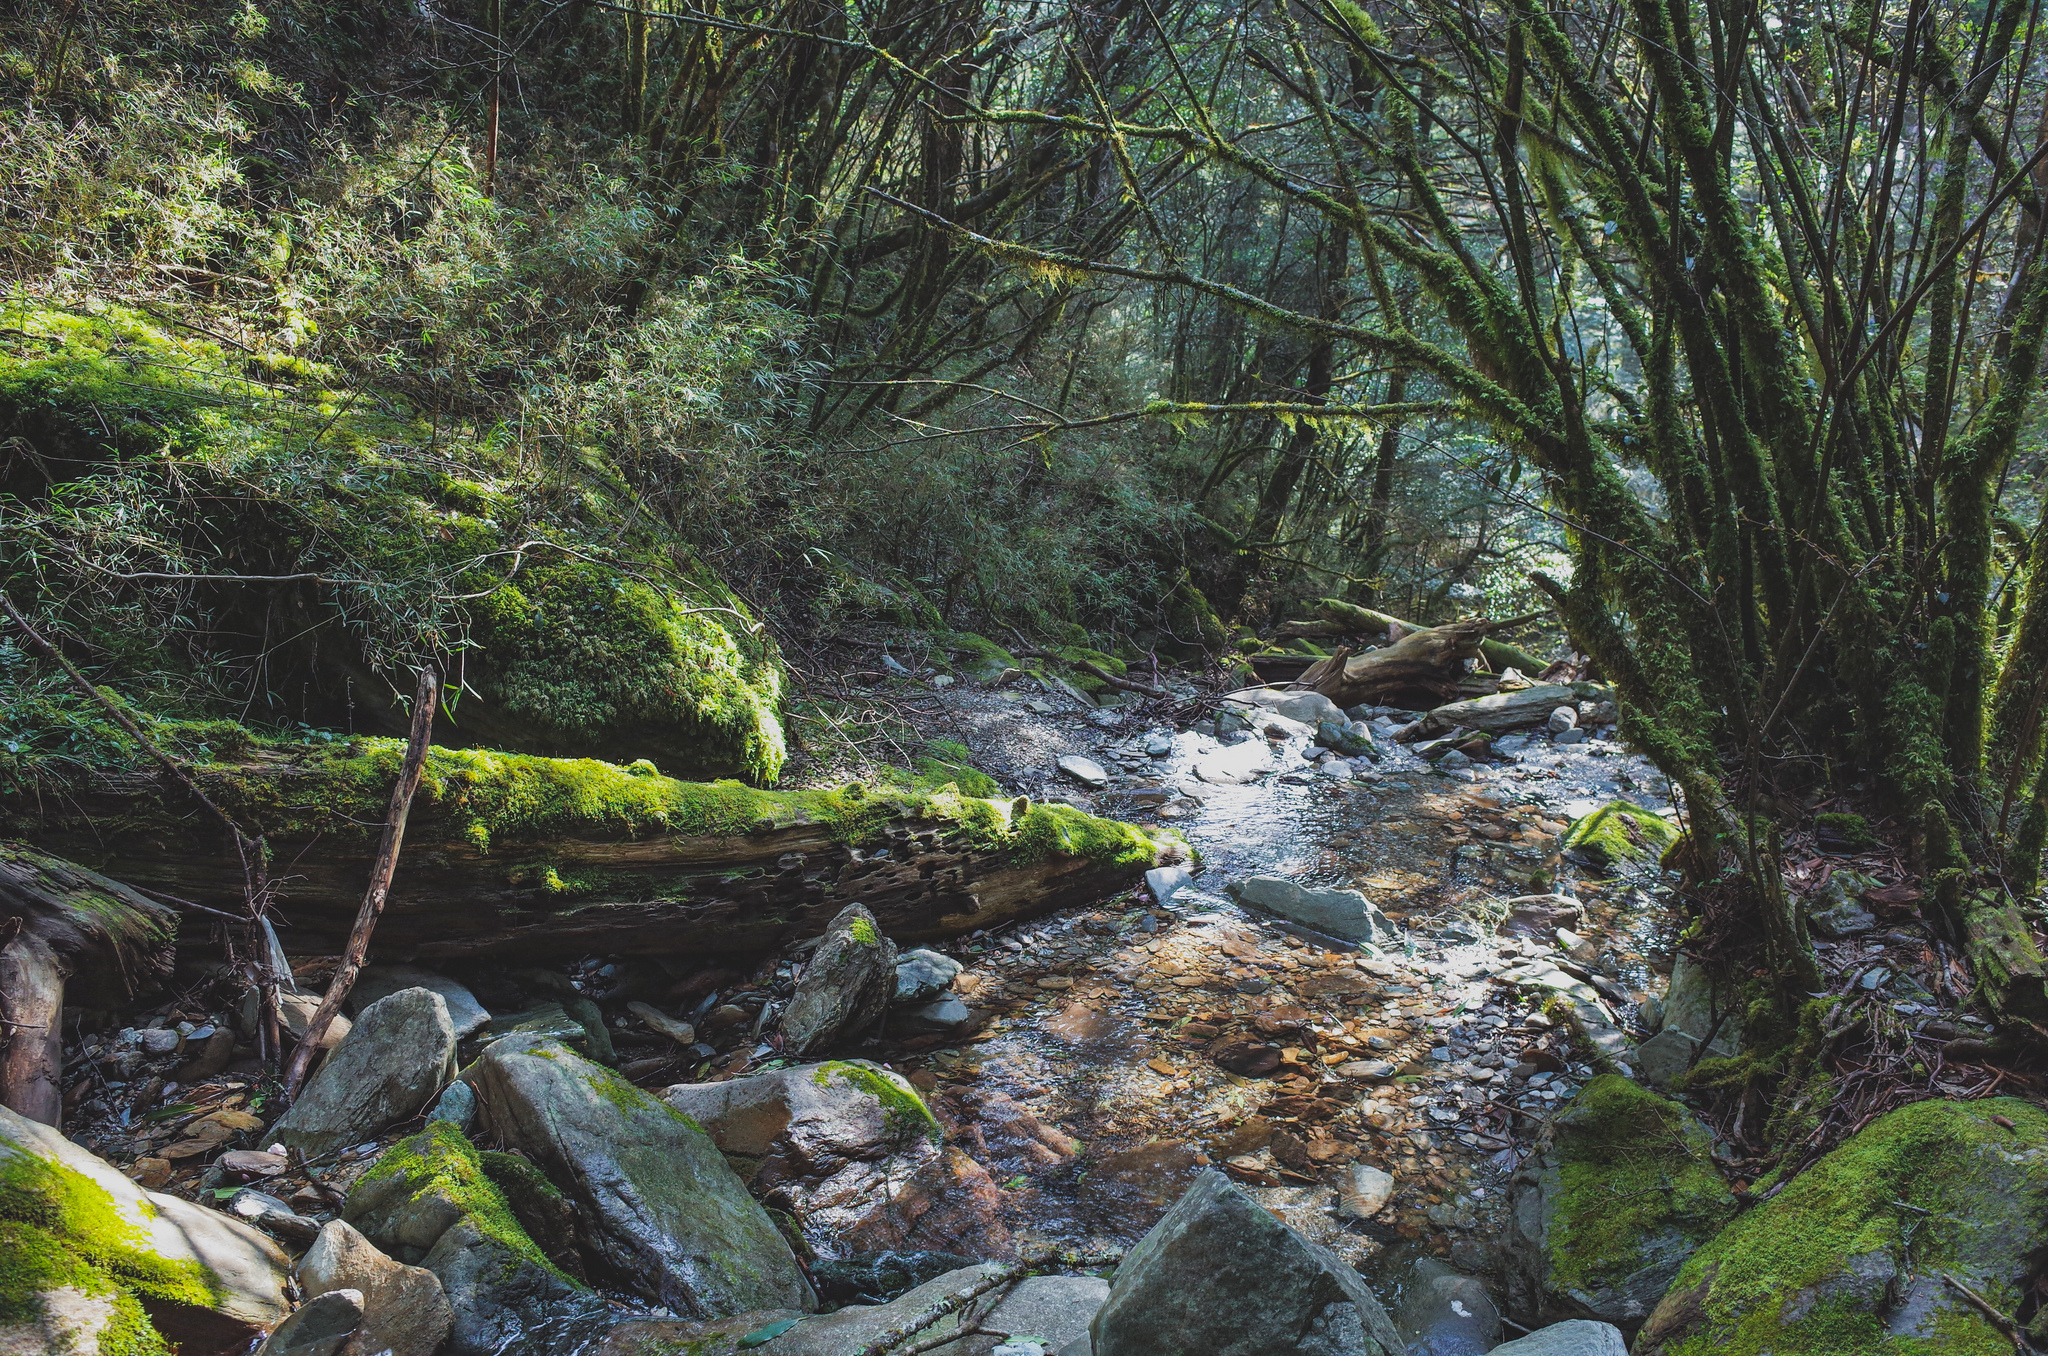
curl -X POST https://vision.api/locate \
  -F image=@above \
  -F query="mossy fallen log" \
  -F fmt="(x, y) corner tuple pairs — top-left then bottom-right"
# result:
(3, 742), (1177, 964)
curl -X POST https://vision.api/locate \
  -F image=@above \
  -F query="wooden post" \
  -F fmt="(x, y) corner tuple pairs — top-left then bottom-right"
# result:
(281, 668), (440, 1098)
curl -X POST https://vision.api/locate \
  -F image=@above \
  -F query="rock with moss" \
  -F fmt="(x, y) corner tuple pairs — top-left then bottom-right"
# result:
(470, 1034), (814, 1319)
(1636, 1097), (2048, 1356)
(271, 987), (458, 1159)
(0, 303), (786, 785)
(778, 904), (899, 1056)
(944, 634), (1021, 684)
(1506, 1075), (1737, 1331)
(1562, 802), (1681, 870)
(343, 1121), (604, 1356)
(478, 1151), (586, 1282)
(1, 1103), (289, 1355)
(663, 1061), (1012, 1260)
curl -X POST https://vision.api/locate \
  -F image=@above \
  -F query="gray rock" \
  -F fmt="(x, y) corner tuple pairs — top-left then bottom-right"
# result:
(473, 1034), (814, 1318)
(1087, 1170), (1402, 1355)
(628, 1001), (698, 1046)
(254, 1288), (363, 1356)
(1314, 719), (1373, 757)
(1553, 728), (1587, 745)
(272, 988), (458, 1158)
(1333, 1060), (1396, 1081)
(349, 966), (490, 1038)
(1492, 1320), (1628, 1355)
(139, 1026), (182, 1056)
(1194, 742), (1273, 783)
(1632, 1029), (1705, 1090)
(1144, 864), (1193, 906)
(1226, 876), (1401, 946)
(342, 1122), (603, 1356)
(230, 1187), (322, 1246)
(1659, 953), (1741, 1057)
(1215, 708), (1255, 738)
(779, 904), (898, 1056)
(427, 1079), (476, 1131)
(895, 949), (964, 1003)
(299, 1220), (455, 1356)
(1144, 732), (1174, 757)
(1057, 755), (1111, 789)
(0, 1104), (291, 1350)
(923, 1274), (1111, 1356)
(480, 1002), (589, 1053)
(662, 1061), (1010, 1260)
(1805, 871), (1880, 938)
(1547, 705), (1579, 734)
(894, 995), (972, 1034)
(1392, 1259), (1500, 1356)
(598, 1264), (1004, 1356)
(1232, 688), (1349, 727)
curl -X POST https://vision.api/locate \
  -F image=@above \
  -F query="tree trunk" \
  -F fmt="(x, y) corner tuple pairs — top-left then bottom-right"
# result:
(0, 929), (63, 1126)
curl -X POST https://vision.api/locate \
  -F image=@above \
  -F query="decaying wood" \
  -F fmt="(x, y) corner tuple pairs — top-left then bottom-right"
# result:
(1398, 683), (1612, 740)
(283, 668), (439, 1099)
(1300, 620), (1494, 708)
(1312, 599), (1550, 674)
(10, 768), (1166, 964)
(0, 843), (177, 1125)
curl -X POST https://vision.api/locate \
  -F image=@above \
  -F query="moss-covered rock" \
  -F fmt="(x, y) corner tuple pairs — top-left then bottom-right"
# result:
(1563, 801), (1682, 869)
(0, 302), (785, 782)
(1508, 1076), (1737, 1331)
(1, 1103), (289, 1355)
(1636, 1097), (2048, 1356)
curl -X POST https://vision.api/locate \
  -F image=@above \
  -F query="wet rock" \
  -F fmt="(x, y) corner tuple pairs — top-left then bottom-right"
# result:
(1508, 1076), (1735, 1331)
(1315, 719), (1374, 757)
(926, 1274), (1111, 1356)
(596, 1265), (1005, 1356)
(298, 1220), (455, 1356)
(1234, 688), (1349, 727)
(427, 1079), (477, 1131)
(343, 1121), (605, 1356)
(1227, 876), (1401, 946)
(895, 994), (973, 1034)
(1145, 863), (1193, 906)
(1194, 741), (1275, 784)
(473, 1034), (814, 1316)
(349, 965), (491, 1037)
(253, 1288), (363, 1356)
(813, 1250), (978, 1303)
(1561, 802), (1677, 867)
(1335, 1163), (1395, 1220)
(896, 949), (964, 1003)
(229, 1187), (322, 1247)
(1392, 1258), (1501, 1356)
(1491, 1320), (1627, 1355)
(948, 1088), (1080, 1173)
(666, 1060), (1010, 1259)
(779, 903), (898, 1056)
(1, 1104), (290, 1354)
(1209, 1036), (1284, 1076)
(479, 1150), (588, 1282)
(1087, 1169), (1402, 1355)
(271, 987), (458, 1158)
(1083, 1140), (1210, 1239)
(1058, 755), (1111, 789)
(1637, 1098), (2048, 1355)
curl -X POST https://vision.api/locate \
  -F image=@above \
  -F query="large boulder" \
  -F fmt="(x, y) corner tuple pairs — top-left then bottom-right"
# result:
(347, 966), (491, 1037)
(778, 904), (898, 1055)
(1087, 1169), (1402, 1355)
(662, 1060), (1011, 1259)
(1507, 1076), (1735, 1331)
(1636, 1097), (2048, 1355)
(298, 1219), (454, 1356)
(271, 987), (457, 1157)
(1636, 954), (1744, 1091)
(1491, 1320), (1627, 1355)
(471, 1034), (814, 1318)
(925, 1274), (1109, 1356)
(343, 1121), (604, 1356)
(594, 1262), (1005, 1356)
(1226, 876), (1401, 947)
(0, 1103), (290, 1355)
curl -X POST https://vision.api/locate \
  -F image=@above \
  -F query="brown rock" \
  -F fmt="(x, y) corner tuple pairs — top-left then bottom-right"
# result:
(128, 1156), (172, 1188)
(1296, 972), (1373, 997)
(298, 1220), (454, 1356)
(1252, 1006), (1314, 1037)
(1209, 1037), (1283, 1077)
(220, 1149), (289, 1178)
(1269, 1130), (1314, 1172)
(174, 1028), (240, 1084)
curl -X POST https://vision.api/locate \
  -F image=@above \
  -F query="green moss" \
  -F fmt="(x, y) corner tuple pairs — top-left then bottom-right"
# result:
(1010, 801), (1161, 868)
(1563, 800), (1682, 868)
(943, 633), (1019, 682)
(848, 916), (881, 946)
(357, 1122), (579, 1286)
(1541, 1075), (1736, 1303)
(1647, 1099), (2048, 1355)
(0, 1221), (171, 1356)
(1812, 812), (1877, 850)
(812, 1062), (942, 1145)
(913, 739), (1003, 798)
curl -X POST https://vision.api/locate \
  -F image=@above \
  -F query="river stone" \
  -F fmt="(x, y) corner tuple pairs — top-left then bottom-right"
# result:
(1392, 1258), (1500, 1356)
(595, 1263), (1007, 1356)
(1314, 719), (1374, 757)
(343, 1121), (604, 1356)
(473, 1034), (814, 1317)
(663, 1060), (1011, 1259)
(427, 1079), (476, 1131)
(1491, 1320), (1627, 1355)
(1507, 1076), (1735, 1331)
(1193, 740), (1276, 784)
(1232, 688), (1349, 727)
(349, 966), (491, 1037)
(1088, 1169), (1401, 1355)
(1636, 1097), (2048, 1355)
(241, 991), (351, 1052)
(893, 994), (972, 1034)
(924, 1273), (1111, 1356)
(896, 948), (964, 1003)
(1144, 863), (1193, 906)
(253, 1288), (363, 1356)
(1336, 1163), (1395, 1220)
(1226, 876), (1400, 946)
(272, 987), (457, 1157)
(1657, 952), (1742, 1056)
(1057, 755), (1111, 788)
(0, 1104), (290, 1352)
(779, 903), (898, 1056)
(299, 1219), (454, 1356)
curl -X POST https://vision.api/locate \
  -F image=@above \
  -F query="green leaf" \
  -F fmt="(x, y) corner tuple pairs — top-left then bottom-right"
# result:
(737, 1318), (802, 1348)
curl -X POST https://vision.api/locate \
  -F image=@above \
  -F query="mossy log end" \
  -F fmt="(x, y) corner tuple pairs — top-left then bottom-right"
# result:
(1302, 619), (1494, 708)
(2, 742), (1176, 964)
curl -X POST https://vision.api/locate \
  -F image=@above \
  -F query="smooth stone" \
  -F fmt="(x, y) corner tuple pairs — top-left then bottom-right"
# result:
(299, 1220), (455, 1356)
(922, 1274), (1111, 1356)
(1392, 1258), (1499, 1356)
(626, 1001), (697, 1046)
(1491, 1320), (1628, 1355)
(895, 949), (965, 1003)
(229, 1188), (322, 1246)
(1632, 1029), (1704, 1090)
(1057, 755), (1111, 789)
(1552, 728), (1587, 745)
(894, 995), (972, 1034)
(253, 1288), (363, 1356)
(271, 988), (458, 1158)
(427, 1079), (477, 1131)
(240, 991), (351, 1051)
(1226, 876), (1401, 946)
(594, 1265), (1005, 1356)
(350, 966), (491, 1038)
(1335, 1164), (1395, 1221)
(1145, 864), (1193, 906)
(1193, 741), (1276, 785)
(1229, 688), (1348, 727)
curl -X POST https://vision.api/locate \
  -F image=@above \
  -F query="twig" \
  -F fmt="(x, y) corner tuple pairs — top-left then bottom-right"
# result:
(854, 1264), (1025, 1355)
(281, 668), (439, 1099)
(1943, 1273), (2040, 1354)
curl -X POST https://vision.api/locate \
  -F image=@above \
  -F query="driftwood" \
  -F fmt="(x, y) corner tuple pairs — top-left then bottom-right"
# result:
(1398, 683), (1612, 739)
(1299, 620), (1495, 709)
(0, 843), (177, 1125)
(9, 759), (1167, 964)
(1311, 599), (1550, 674)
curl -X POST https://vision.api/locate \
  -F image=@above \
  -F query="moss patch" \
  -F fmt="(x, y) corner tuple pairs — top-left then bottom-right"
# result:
(1538, 1075), (1736, 1311)
(356, 1122), (579, 1286)
(1563, 800), (1682, 869)
(1641, 1098), (2048, 1356)
(812, 1062), (942, 1145)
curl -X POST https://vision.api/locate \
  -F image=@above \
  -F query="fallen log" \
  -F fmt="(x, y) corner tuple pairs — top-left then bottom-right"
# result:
(1300, 621), (1494, 709)
(5, 744), (1176, 964)
(1311, 599), (1550, 675)
(0, 844), (178, 1125)
(1399, 683), (1614, 740)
